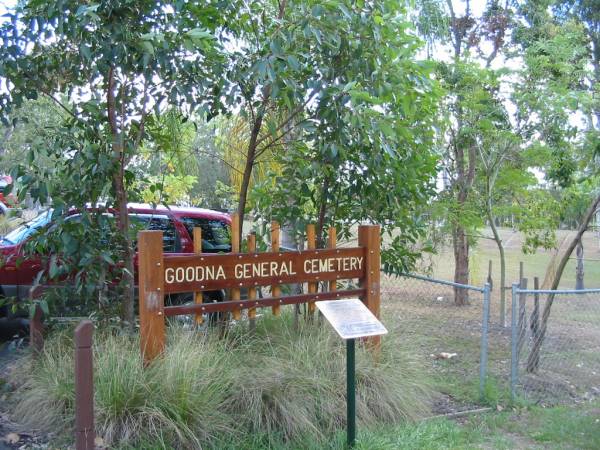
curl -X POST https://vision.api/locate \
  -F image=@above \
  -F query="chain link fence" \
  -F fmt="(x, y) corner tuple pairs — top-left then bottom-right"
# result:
(510, 285), (600, 405)
(381, 273), (492, 404)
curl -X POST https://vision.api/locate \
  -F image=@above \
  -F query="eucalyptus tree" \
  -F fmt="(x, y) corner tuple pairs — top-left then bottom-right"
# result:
(414, 0), (513, 304)
(212, 0), (443, 239)
(0, 0), (228, 325)
(513, 0), (600, 371)
(250, 2), (440, 272)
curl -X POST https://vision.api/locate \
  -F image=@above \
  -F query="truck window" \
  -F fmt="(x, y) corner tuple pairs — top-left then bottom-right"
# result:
(180, 217), (231, 253)
(1, 210), (52, 245)
(129, 214), (180, 252)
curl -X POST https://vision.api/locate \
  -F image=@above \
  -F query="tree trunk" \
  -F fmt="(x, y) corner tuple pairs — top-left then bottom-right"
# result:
(107, 67), (135, 329)
(526, 193), (600, 372)
(489, 214), (506, 325)
(113, 169), (135, 328)
(316, 177), (330, 247)
(452, 143), (475, 305)
(487, 185), (506, 326)
(235, 2), (287, 237)
(237, 112), (263, 238)
(453, 226), (469, 305)
(575, 242), (584, 289)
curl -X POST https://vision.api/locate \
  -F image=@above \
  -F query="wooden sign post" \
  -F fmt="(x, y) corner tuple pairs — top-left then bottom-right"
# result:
(138, 223), (381, 364)
(138, 231), (165, 365)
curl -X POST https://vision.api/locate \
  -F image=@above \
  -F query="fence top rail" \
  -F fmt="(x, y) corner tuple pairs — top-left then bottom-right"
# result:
(399, 272), (486, 293)
(515, 287), (600, 295)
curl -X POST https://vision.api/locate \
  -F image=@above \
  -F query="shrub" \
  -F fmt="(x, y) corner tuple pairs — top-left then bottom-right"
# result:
(7, 313), (431, 448)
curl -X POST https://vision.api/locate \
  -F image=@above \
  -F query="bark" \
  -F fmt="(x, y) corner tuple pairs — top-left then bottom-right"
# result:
(447, 0), (476, 305)
(316, 177), (330, 248)
(591, 35), (600, 127)
(237, 111), (263, 238)
(451, 134), (476, 305)
(526, 193), (600, 372)
(487, 197), (506, 326)
(235, 1), (286, 238)
(452, 226), (470, 305)
(107, 67), (135, 328)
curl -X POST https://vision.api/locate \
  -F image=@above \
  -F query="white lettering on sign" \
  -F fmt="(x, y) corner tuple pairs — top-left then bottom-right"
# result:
(165, 266), (226, 284)
(304, 256), (363, 274)
(234, 261), (297, 278)
(164, 256), (363, 285)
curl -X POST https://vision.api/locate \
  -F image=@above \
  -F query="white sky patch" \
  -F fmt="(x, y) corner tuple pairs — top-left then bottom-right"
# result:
(0, 1), (17, 19)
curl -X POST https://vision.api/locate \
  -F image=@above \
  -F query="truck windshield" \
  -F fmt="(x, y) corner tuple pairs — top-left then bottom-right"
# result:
(180, 217), (231, 252)
(1, 210), (52, 245)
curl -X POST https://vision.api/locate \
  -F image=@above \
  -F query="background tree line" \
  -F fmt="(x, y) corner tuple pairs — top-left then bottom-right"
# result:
(0, 0), (598, 321)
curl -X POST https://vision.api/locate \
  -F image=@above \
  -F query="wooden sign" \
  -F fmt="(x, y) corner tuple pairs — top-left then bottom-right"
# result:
(316, 298), (388, 340)
(138, 219), (381, 364)
(163, 248), (365, 293)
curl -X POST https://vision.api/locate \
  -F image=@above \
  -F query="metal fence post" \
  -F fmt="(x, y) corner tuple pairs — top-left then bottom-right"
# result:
(510, 283), (519, 402)
(479, 283), (491, 398)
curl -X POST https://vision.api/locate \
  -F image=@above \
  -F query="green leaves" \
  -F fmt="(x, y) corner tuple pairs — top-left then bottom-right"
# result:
(245, 0), (440, 272)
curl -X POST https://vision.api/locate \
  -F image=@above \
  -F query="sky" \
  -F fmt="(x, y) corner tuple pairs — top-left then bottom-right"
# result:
(0, 0), (16, 17)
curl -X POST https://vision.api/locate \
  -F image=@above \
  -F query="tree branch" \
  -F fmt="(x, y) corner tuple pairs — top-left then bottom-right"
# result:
(40, 91), (79, 122)
(107, 66), (118, 138)
(133, 77), (150, 152)
(253, 90), (317, 150)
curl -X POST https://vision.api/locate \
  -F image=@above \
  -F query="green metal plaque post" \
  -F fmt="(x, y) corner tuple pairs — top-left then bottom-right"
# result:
(347, 338), (356, 448)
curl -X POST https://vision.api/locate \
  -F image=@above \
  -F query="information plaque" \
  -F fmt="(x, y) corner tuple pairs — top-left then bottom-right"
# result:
(316, 298), (387, 339)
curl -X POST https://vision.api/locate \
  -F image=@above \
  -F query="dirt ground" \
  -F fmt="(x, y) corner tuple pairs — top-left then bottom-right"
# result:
(381, 272), (600, 407)
(0, 340), (51, 450)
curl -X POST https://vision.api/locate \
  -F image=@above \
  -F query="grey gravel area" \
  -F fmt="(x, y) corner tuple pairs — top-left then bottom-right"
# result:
(0, 340), (50, 449)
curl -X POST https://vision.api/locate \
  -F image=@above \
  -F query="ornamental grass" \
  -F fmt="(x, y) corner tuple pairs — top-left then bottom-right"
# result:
(7, 313), (431, 448)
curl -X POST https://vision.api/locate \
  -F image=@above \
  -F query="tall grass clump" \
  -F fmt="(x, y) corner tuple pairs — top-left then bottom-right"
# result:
(9, 328), (234, 448)
(229, 314), (432, 445)
(8, 313), (432, 448)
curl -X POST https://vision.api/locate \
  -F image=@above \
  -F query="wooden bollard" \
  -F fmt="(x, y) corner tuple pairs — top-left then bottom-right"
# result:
(193, 227), (203, 326)
(271, 221), (281, 316)
(29, 303), (44, 355)
(231, 213), (241, 321)
(74, 320), (94, 450)
(307, 224), (317, 315)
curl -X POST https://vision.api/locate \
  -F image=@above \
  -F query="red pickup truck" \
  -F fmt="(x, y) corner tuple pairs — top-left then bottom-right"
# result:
(0, 175), (17, 211)
(0, 203), (232, 321)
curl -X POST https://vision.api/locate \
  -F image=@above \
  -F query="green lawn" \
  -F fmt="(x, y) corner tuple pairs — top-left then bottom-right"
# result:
(223, 400), (600, 449)
(423, 227), (600, 290)
(358, 400), (600, 450)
